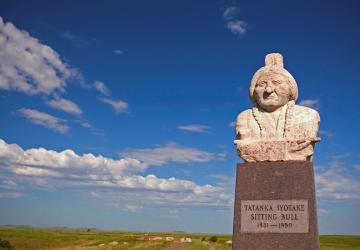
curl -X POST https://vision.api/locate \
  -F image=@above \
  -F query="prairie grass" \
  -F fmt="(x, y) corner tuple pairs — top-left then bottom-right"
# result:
(0, 226), (359, 250)
(320, 235), (360, 250)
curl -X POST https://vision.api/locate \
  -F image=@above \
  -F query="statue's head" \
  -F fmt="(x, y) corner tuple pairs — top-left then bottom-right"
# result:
(249, 53), (298, 112)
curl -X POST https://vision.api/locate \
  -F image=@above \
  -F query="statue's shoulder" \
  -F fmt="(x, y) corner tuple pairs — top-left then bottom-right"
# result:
(236, 108), (253, 121)
(293, 104), (320, 122)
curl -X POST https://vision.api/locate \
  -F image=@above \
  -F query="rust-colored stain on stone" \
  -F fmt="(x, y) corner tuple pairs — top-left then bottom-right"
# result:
(274, 170), (284, 176)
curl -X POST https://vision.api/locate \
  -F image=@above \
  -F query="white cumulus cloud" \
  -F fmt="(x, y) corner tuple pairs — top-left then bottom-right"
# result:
(222, 6), (247, 36)
(17, 108), (69, 134)
(89, 191), (100, 197)
(0, 179), (17, 189)
(226, 20), (247, 35)
(113, 49), (123, 55)
(121, 143), (225, 167)
(177, 124), (211, 133)
(46, 98), (82, 116)
(315, 160), (360, 202)
(299, 99), (320, 110)
(123, 204), (142, 213)
(100, 97), (129, 113)
(94, 80), (110, 96)
(0, 16), (76, 95)
(0, 191), (23, 198)
(223, 6), (238, 20)
(0, 139), (231, 207)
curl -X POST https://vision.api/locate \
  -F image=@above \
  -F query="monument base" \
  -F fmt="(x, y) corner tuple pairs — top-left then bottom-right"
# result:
(232, 161), (319, 250)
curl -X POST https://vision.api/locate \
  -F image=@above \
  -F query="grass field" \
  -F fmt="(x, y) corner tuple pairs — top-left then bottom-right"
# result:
(0, 226), (359, 250)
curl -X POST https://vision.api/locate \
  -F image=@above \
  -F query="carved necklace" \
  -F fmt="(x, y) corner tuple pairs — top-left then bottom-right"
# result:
(252, 101), (295, 139)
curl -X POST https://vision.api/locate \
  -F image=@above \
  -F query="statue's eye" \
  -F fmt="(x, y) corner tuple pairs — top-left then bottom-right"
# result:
(257, 81), (266, 87)
(273, 80), (281, 85)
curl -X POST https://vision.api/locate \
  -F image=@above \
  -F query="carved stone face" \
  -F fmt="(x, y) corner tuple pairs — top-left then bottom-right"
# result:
(254, 72), (291, 112)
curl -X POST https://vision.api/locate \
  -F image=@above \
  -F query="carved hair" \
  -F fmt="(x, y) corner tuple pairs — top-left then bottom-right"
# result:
(249, 53), (298, 103)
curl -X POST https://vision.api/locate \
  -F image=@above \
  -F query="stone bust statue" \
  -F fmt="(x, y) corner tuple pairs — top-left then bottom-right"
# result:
(234, 53), (320, 162)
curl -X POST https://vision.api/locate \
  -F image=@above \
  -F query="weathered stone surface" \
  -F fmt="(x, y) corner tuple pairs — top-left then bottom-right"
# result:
(234, 53), (320, 162)
(232, 161), (319, 250)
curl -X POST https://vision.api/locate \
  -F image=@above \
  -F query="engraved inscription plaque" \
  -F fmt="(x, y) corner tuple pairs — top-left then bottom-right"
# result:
(241, 200), (309, 233)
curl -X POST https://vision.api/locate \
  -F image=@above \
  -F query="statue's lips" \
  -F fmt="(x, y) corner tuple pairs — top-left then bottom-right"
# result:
(263, 95), (278, 100)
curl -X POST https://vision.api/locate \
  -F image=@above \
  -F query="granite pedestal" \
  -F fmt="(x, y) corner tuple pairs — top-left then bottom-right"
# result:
(232, 161), (319, 250)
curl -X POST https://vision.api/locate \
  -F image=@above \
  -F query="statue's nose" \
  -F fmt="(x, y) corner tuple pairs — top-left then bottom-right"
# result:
(265, 84), (273, 93)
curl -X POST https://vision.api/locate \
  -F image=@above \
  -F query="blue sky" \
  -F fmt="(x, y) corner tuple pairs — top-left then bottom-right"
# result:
(0, 0), (360, 234)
